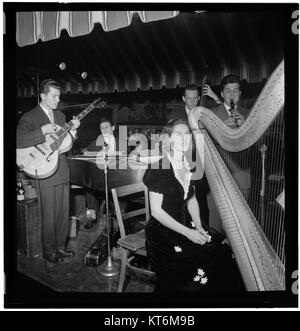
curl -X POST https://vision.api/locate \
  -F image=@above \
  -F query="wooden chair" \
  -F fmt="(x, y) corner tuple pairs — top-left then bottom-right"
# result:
(111, 182), (155, 292)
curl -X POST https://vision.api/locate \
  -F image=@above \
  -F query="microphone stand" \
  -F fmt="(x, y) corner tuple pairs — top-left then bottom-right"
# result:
(98, 144), (118, 277)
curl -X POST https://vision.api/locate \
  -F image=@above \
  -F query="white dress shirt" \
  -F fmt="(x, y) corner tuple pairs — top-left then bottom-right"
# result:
(40, 103), (54, 123)
(96, 133), (116, 154)
(185, 106), (191, 117)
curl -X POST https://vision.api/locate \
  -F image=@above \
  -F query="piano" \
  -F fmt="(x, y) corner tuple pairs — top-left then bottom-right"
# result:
(68, 156), (149, 191)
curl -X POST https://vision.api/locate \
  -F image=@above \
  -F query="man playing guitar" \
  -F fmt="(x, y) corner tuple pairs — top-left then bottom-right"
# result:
(17, 79), (80, 263)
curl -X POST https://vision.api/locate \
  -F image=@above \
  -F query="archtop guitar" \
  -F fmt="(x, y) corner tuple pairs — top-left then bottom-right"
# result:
(17, 98), (106, 179)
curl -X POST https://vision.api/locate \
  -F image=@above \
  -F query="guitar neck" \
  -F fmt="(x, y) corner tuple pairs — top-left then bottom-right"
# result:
(56, 100), (104, 140)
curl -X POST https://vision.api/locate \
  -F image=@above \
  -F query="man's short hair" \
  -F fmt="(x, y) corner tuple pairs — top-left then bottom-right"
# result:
(182, 84), (199, 97)
(40, 79), (61, 94)
(99, 116), (114, 127)
(220, 74), (241, 91)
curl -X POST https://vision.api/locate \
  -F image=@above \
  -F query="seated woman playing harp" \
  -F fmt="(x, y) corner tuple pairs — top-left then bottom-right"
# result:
(143, 118), (245, 293)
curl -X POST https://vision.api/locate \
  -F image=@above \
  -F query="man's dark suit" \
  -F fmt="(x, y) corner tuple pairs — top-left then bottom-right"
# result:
(210, 103), (249, 123)
(17, 105), (71, 256)
(166, 105), (210, 226)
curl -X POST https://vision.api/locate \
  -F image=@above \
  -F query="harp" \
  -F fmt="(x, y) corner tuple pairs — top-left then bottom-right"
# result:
(189, 60), (285, 291)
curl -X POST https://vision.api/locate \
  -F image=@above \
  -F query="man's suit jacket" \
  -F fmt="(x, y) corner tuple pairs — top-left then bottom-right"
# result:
(210, 103), (249, 122)
(17, 105), (70, 187)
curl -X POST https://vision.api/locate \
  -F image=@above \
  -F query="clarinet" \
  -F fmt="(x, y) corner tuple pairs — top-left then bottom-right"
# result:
(229, 99), (239, 128)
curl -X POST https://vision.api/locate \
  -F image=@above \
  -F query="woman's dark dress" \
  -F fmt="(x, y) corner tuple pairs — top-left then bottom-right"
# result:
(143, 158), (245, 293)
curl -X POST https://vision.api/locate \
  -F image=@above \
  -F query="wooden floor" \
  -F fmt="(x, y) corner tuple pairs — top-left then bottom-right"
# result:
(17, 224), (155, 294)
(14, 219), (293, 309)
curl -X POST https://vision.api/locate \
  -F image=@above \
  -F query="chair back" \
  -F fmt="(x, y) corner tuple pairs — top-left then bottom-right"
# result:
(111, 182), (150, 239)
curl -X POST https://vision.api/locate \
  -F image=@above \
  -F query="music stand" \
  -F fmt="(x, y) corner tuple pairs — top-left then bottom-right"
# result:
(97, 147), (118, 277)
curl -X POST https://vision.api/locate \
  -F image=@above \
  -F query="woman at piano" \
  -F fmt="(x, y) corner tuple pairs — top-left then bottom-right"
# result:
(143, 118), (245, 293)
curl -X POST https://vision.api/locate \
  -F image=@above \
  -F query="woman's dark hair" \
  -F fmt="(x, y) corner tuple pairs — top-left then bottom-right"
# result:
(161, 118), (191, 136)
(40, 79), (61, 94)
(159, 118), (193, 155)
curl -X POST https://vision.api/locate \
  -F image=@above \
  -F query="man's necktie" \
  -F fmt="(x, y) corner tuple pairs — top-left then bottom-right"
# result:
(48, 110), (54, 123)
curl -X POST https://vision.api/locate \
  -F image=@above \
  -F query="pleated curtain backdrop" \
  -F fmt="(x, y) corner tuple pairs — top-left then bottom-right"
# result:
(16, 11), (179, 47)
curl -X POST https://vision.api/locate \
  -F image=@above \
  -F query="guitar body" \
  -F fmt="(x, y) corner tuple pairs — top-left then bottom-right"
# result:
(17, 98), (106, 179)
(16, 124), (73, 179)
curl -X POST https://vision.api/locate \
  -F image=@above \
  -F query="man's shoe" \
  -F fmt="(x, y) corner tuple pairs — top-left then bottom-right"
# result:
(57, 249), (75, 258)
(44, 253), (64, 263)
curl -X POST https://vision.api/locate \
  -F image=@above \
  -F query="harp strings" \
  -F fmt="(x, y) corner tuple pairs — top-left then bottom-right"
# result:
(213, 110), (285, 267)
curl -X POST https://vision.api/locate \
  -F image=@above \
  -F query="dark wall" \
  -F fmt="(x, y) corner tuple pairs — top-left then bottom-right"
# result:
(16, 81), (265, 151)
(16, 81), (264, 115)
